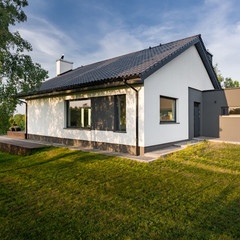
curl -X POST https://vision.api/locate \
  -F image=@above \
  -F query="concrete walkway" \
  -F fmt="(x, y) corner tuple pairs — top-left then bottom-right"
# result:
(3, 135), (238, 162)
(194, 136), (240, 145)
(0, 135), (157, 162)
(0, 135), (205, 162)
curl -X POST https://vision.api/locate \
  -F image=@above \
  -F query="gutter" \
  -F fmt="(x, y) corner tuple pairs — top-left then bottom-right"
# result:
(18, 99), (28, 139)
(18, 76), (142, 99)
(123, 79), (140, 156)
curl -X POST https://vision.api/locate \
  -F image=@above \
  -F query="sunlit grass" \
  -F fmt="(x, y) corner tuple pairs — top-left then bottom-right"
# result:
(1, 142), (240, 239)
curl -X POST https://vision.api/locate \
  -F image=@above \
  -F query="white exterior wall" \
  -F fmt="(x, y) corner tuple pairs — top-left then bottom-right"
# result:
(27, 86), (145, 147)
(144, 46), (214, 147)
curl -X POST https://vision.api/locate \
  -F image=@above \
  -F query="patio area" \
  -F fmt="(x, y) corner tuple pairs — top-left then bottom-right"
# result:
(0, 136), (46, 155)
(1, 135), (238, 161)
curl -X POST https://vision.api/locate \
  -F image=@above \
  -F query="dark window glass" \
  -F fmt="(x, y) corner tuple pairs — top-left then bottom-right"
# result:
(115, 95), (126, 131)
(67, 99), (91, 128)
(160, 96), (176, 122)
(91, 96), (114, 131)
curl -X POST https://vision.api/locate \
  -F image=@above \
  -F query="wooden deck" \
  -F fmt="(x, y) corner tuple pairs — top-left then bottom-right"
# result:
(0, 136), (46, 155)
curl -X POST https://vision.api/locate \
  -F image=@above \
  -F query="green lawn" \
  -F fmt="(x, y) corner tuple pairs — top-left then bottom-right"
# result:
(1, 142), (240, 239)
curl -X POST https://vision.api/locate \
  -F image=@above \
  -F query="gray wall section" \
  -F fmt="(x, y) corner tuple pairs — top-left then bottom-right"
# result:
(202, 90), (227, 137)
(189, 88), (228, 139)
(91, 96), (115, 131)
(188, 88), (203, 139)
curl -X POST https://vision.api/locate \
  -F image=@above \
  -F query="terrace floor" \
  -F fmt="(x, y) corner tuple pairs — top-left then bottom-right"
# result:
(0, 136), (45, 155)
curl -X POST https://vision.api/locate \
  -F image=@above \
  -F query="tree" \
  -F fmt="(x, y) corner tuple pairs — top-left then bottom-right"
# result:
(0, 0), (48, 134)
(12, 113), (25, 130)
(0, 103), (11, 134)
(223, 77), (239, 88)
(213, 64), (224, 86)
(214, 64), (239, 88)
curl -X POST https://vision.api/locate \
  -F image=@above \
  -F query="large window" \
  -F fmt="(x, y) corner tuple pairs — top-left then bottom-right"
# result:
(160, 96), (176, 123)
(115, 95), (126, 131)
(67, 99), (91, 128)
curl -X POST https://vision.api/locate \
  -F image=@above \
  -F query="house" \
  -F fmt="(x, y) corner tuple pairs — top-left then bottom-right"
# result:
(19, 34), (223, 155)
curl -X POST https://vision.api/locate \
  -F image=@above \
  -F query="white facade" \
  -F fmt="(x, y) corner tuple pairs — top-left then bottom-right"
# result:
(27, 87), (145, 147)
(27, 45), (215, 151)
(144, 45), (214, 147)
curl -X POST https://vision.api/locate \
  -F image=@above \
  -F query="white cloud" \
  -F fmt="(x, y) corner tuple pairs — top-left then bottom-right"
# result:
(14, 0), (240, 114)
(15, 16), (80, 78)
(194, 0), (240, 81)
(15, 0), (240, 82)
(91, 30), (144, 60)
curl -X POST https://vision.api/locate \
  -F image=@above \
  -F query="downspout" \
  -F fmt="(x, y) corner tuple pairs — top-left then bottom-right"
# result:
(123, 79), (139, 156)
(18, 100), (28, 139)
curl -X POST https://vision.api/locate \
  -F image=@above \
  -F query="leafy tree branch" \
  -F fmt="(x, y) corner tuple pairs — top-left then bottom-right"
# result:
(214, 64), (239, 88)
(0, 0), (48, 134)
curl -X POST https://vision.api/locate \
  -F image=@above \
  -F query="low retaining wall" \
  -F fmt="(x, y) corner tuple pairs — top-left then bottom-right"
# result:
(0, 137), (45, 155)
(219, 116), (240, 141)
(0, 141), (32, 155)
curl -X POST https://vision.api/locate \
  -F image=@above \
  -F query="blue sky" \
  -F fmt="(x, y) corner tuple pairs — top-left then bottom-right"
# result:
(15, 0), (240, 113)
(15, 0), (240, 80)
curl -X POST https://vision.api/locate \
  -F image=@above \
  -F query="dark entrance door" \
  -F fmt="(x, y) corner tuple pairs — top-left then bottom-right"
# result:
(194, 102), (200, 137)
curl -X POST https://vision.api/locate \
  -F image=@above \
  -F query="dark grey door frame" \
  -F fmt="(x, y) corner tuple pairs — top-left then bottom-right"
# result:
(194, 102), (200, 137)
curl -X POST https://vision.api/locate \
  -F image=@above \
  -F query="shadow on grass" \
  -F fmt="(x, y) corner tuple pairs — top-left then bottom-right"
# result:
(28, 146), (55, 155)
(0, 153), (21, 164)
(72, 152), (113, 163)
(0, 149), (114, 173)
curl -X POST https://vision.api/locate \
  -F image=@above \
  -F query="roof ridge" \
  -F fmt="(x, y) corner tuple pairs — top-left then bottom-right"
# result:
(47, 34), (201, 81)
(25, 34), (210, 97)
(140, 35), (201, 79)
(80, 34), (200, 66)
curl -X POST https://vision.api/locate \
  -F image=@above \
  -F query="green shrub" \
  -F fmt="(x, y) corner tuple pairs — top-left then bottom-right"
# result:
(13, 114), (25, 130)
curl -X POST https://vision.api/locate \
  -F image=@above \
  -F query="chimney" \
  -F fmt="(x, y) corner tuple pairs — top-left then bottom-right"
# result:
(56, 56), (73, 76)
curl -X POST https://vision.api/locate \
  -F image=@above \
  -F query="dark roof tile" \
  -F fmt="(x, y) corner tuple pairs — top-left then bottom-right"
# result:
(34, 35), (204, 93)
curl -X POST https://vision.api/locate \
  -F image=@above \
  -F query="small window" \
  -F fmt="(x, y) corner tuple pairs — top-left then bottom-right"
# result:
(115, 95), (126, 131)
(221, 107), (229, 115)
(67, 99), (91, 128)
(160, 96), (176, 123)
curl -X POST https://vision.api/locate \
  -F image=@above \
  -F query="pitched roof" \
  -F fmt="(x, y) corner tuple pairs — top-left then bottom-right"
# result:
(23, 34), (221, 97)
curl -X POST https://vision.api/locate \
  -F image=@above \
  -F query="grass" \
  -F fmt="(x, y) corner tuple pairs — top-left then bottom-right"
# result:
(1, 142), (240, 239)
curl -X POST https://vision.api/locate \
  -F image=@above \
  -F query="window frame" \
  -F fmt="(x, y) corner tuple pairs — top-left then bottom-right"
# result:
(66, 98), (92, 129)
(114, 94), (127, 132)
(160, 96), (177, 124)
(221, 106), (229, 116)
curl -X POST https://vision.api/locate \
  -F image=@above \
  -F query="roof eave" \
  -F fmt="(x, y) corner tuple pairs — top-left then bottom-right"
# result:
(19, 76), (143, 100)
(195, 36), (222, 90)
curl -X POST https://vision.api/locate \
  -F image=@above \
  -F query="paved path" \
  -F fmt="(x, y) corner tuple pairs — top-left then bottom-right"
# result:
(2, 135), (232, 162)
